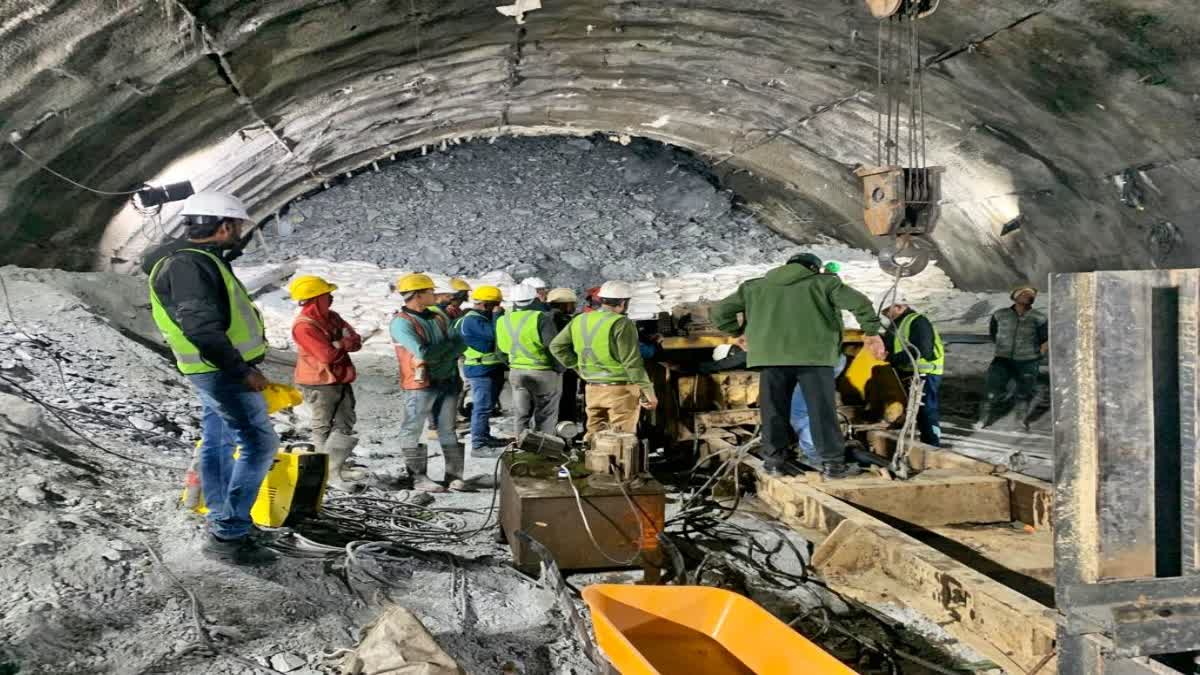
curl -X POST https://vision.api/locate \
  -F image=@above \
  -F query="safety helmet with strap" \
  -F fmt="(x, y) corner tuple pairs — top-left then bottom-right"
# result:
(497, 309), (552, 370)
(148, 249), (267, 374)
(892, 311), (944, 375)
(569, 311), (629, 383)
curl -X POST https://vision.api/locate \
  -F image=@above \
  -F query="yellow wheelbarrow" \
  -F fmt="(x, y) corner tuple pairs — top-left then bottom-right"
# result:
(582, 585), (856, 674)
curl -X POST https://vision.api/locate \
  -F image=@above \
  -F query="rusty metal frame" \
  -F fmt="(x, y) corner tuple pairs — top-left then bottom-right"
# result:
(1052, 270), (1200, 674)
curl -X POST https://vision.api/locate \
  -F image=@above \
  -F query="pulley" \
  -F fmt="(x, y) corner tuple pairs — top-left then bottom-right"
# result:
(860, 0), (943, 274)
(864, 0), (940, 19)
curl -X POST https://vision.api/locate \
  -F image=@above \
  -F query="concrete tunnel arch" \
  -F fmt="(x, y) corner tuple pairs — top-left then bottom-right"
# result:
(2, 0), (1197, 287)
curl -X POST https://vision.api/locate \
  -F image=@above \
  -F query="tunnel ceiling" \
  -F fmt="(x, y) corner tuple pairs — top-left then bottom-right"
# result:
(1, 0), (1198, 289)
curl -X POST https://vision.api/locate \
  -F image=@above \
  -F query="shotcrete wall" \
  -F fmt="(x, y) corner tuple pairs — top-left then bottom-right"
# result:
(1, 0), (1197, 288)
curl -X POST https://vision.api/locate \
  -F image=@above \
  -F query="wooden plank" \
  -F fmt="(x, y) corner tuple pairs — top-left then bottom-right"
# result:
(753, 467), (1058, 673)
(812, 474), (1011, 526)
(1007, 473), (1054, 530)
(863, 430), (1004, 474)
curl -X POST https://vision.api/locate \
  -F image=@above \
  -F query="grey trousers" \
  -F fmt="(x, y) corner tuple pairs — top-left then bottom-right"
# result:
(301, 383), (356, 448)
(510, 369), (562, 436)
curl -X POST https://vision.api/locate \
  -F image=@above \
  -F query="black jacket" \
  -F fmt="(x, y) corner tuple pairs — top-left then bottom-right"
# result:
(142, 239), (258, 378)
(885, 309), (936, 372)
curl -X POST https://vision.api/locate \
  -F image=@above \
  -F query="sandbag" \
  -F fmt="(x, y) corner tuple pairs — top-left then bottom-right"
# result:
(339, 605), (463, 675)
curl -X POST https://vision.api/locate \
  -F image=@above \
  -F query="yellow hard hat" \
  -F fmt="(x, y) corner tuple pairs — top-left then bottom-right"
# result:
(547, 287), (577, 303)
(397, 273), (435, 293)
(288, 275), (338, 302)
(473, 285), (503, 303)
(262, 383), (303, 414)
(450, 277), (471, 292)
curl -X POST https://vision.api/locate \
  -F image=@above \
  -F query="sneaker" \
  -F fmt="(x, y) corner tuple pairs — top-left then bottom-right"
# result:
(471, 438), (510, 458)
(203, 534), (279, 566)
(821, 462), (863, 480)
(411, 474), (447, 493)
(446, 478), (474, 492)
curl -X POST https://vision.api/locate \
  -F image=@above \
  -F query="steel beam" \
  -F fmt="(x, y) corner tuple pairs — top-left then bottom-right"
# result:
(1051, 269), (1200, 672)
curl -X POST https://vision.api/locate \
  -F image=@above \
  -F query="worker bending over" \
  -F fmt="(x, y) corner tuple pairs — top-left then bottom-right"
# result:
(144, 191), (278, 565)
(289, 275), (364, 484)
(713, 253), (886, 479)
(458, 285), (509, 456)
(883, 300), (944, 446)
(390, 273), (467, 492)
(978, 285), (1047, 430)
(550, 280), (657, 442)
(497, 284), (564, 436)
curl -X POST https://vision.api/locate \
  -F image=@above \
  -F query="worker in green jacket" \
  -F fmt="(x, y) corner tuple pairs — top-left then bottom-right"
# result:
(497, 283), (565, 437)
(713, 253), (886, 479)
(549, 280), (656, 443)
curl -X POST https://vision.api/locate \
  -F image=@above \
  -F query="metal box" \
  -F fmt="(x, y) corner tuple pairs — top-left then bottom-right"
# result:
(500, 457), (666, 574)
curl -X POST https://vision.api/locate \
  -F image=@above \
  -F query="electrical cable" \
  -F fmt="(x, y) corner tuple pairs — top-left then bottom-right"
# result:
(562, 461), (642, 566)
(7, 139), (142, 196)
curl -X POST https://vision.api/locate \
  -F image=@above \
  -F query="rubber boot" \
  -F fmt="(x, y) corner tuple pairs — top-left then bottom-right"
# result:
(325, 431), (365, 491)
(973, 401), (994, 430)
(821, 461), (862, 480)
(1013, 399), (1033, 431)
(403, 444), (446, 493)
(443, 444), (472, 492)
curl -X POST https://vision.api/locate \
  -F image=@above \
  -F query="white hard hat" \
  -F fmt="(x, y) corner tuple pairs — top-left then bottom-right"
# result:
(598, 280), (634, 300)
(712, 344), (734, 361)
(521, 276), (549, 290)
(180, 191), (250, 221)
(430, 275), (455, 295)
(509, 283), (538, 303)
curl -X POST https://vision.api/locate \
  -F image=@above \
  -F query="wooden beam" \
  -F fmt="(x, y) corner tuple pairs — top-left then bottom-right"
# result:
(863, 430), (1004, 475)
(1007, 473), (1053, 530)
(811, 473), (1012, 526)
(754, 467), (1058, 674)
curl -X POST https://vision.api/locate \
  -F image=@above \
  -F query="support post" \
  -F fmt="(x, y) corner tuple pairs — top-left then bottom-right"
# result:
(1052, 270), (1200, 673)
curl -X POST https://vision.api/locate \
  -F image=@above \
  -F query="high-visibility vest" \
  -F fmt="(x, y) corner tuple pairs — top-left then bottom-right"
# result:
(455, 310), (504, 367)
(148, 248), (268, 375)
(893, 312), (944, 375)
(569, 310), (629, 383)
(497, 309), (552, 370)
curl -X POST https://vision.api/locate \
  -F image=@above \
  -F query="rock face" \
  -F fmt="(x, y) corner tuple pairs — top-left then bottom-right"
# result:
(0, 1), (1197, 289)
(236, 136), (781, 285)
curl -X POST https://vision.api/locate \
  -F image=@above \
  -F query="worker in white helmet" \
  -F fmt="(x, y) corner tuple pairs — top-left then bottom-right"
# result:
(142, 191), (278, 566)
(521, 276), (551, 310)
(549, 280), (657, 441)
(496, 284), (565, 436)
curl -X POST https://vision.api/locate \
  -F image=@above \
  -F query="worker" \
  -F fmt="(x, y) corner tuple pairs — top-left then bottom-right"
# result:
(822, 261), (842, 276)
(288, 275), (365, 483)
(712, 252), (886, 479)
(582, 286), (602, 313)
(667, 342), (747, 375)
(977, 285), (1048, 430)
(143, 191), (278, 565)
(547, 288), (581, 422)
(390, 273), (468, 492)
(427, 277), (460, 439)
(789, 354), (849, 463)
(883, 301), (944, 446)
(550, 280), (657, 442)
(446, 278), (470, 320)
(457, 285), (509, 456)
(497, 284), (563, 435)
(521, 276), (551, 310)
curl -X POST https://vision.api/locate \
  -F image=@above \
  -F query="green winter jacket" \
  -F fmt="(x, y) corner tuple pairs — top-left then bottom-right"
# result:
(712, 264), (882, 368)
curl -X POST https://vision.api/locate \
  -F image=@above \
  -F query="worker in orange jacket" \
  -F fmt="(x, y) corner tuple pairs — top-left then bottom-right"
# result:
(289, 276), (363, 485)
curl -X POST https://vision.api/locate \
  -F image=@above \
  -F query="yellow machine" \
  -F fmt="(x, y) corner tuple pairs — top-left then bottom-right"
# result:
(184, 446), (329, 527)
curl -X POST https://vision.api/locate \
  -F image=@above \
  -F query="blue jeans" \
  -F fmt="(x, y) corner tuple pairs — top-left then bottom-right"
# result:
(190, 370), (280, 540)
(401, 381), (460, 450)
(790, 390), (818, 463)
(467, 374), (500, 444)
(914, 373), (942, 447)
(790, 355), (847, 464)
